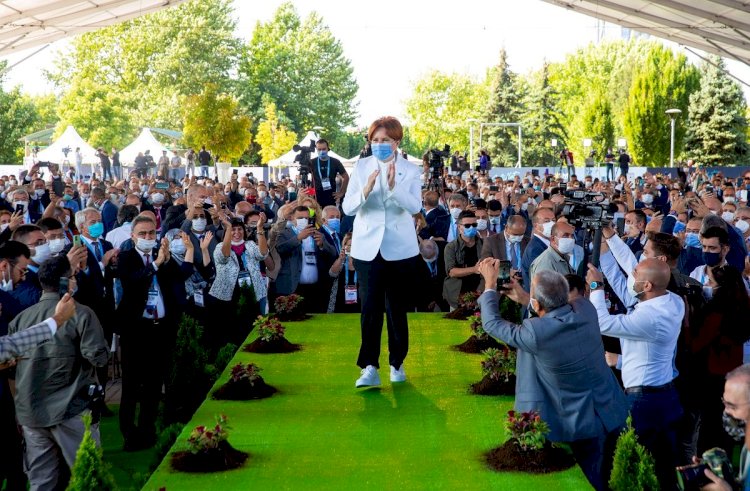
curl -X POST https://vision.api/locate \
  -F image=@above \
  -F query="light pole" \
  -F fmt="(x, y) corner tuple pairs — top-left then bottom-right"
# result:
(665, 109), (682, 168)
(467, 118), (479, 169)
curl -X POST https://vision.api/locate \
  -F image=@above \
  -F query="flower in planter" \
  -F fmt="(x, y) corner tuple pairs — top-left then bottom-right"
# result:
(187, 414), (231, 454)
(273, 294), (304, 314)
(504, 409), (550, 452)
(458, 291), (480, 310)
(469, 311), (487, 340)
(481, 346), (516, 382)
(253, 315), (286, 342)
(230, 362), (263, 385)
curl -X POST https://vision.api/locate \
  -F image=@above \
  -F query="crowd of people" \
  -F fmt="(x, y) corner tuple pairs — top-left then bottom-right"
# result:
(1, 116), (750, 490)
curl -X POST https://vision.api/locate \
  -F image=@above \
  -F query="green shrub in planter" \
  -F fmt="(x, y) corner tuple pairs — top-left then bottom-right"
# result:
(609, 416), (659, 491)
(66, 414), (117, 491)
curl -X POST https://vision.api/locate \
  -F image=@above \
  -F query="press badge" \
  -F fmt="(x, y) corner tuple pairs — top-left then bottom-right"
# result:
(237, 271), (252, 288)
(345, 285), (358, 304)
(304, 251), (316, 265)
(321, 180), (332, 191)
(144, 288), (158, 318)
(193, 291), (204, 307)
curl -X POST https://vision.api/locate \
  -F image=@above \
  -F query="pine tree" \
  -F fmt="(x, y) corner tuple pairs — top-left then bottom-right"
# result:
(685, 56), (749, 166)
(609, 416), (659, 491)
(483, 49), (525, 167)
(66, 414), (117, 491)
(521, 62), (568, 167)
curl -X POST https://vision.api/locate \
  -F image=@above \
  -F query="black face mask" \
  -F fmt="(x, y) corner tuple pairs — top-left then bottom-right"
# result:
(723, 411), (746, 441)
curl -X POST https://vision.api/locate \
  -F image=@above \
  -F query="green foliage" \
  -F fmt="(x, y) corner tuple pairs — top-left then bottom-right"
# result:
(520, 62), (567, 166)
(582, 92), (615, 161)
(0, 64), (47, 163)
(624, 46), (699, 166)
(215, 343), (238, 374)
(483, 49), (525, 167)
(255, 99), (298, 164)
(253, 315), (286, 342)
(66, 413), (117, 491)
(481, 346), (516, 382)
(236, 282), (258, 320)
(404, 70), (488, 152)
(685, 56), (749, 166)
(609, 416), (659, 491)
(182, 83), (252, 162)
(504, 410), (550, 452)
(153, 423), (185, 467)
(498, 295), (522, 324)
(187, 414), (230, 454)
(469, 311), (487, 340)
(238, 2), (358, 139)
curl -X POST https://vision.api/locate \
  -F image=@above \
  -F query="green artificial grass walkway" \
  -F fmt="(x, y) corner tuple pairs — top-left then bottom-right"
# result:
(144, 313), (591, 490)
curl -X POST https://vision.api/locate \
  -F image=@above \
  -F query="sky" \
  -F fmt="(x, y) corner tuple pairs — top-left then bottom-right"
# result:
(2, 0), (750, 129)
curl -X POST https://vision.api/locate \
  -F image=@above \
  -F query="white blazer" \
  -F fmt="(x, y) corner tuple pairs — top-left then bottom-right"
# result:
(342, 154), (421, 261)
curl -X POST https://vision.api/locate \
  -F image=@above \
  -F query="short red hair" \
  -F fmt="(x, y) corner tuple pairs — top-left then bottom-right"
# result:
(367, 116), (403, 142)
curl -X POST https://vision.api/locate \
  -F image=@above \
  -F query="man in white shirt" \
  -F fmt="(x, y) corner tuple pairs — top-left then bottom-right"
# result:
(587, 259), (685, 489)
(105, 205), (139, 250)
(446, 194), (467, 242)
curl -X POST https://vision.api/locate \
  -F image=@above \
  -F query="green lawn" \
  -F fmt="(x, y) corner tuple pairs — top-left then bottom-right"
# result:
(144, 313), (590, 490)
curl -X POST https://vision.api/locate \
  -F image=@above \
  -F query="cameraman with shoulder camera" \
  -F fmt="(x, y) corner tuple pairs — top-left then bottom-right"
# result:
(313, 139), (348, 208)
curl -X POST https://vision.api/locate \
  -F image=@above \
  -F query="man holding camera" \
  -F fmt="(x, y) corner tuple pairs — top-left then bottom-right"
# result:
(312, 139), (348, 208)
(8, 256), (109, 491)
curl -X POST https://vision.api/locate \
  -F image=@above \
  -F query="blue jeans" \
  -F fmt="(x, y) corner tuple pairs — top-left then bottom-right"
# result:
(606, 163), (614, 182)
(569, 424), (623, 491)
(170, 168), (181, 182)
(627, 386), (683, 489)
(200, 165), (209, 177)
(112, 165), (121, 181)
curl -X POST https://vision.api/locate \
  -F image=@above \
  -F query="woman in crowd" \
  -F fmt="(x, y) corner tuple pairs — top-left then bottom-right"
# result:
(327, 232), (357, 313)
(165, 228), (209, 320)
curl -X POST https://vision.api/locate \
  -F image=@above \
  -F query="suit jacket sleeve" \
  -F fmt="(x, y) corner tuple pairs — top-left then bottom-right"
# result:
(385, 167), (422, 215)
(478, 291), (538, 353)
(0, 322), (52, 363)
(342, 163), (372, 216)
(78, 309), (109, 368)
(276, 229), (301, 256)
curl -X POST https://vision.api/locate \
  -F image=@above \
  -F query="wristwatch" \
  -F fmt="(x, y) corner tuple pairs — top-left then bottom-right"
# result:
(589, 281), (602, 290)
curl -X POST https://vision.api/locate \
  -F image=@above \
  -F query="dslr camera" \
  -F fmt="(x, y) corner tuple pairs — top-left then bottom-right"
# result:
(427, 144), (450, 178)
(676, 447), (734, 491)
(294, 139), (316, 185)
(562, 189), (617, 230)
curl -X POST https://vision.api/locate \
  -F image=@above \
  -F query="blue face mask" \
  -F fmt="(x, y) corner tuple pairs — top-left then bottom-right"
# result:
(685, 232), (701, 249)
(463, 226), (478, 239)
(326, 218), (341, 234)
(371, 143), (394, 161)
(88, 222), (104, 239)
(319, 150), (329, 160)
(672, 221), (686, 234)
(703, 251), (722, 267)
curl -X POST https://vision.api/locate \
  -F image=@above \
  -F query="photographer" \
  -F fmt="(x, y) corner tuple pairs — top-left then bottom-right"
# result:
(443, 210), (483, 310)
(312, 139), (348, 208)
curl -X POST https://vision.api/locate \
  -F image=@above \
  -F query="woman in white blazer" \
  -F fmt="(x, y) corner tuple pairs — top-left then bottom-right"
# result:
(342, 116), (422, 388)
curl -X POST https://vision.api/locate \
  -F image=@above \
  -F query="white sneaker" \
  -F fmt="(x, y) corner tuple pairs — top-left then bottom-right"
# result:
(390, 364), (406, 383)
(355, 365), (381, 388)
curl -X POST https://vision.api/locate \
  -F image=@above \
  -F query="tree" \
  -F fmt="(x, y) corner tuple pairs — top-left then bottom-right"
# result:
(521, 62), (567, 167)
(624, 46), (699, 166)
(609, 417), (659, 491)
(66, 414), (117, 491)
(582, 92), (615, 162)
(48, 0), (241, 131)
(255, 100), (297, 164)
(685, 56), (749, 166)
(404, 70), (488, 153)
(182, 84), (252, 163)
(483, 49), (525, 167)
(0, 87), (40, 163)
(238, 2), (358, 137)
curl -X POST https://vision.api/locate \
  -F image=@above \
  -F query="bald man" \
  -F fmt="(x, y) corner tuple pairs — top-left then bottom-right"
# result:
(529, 221), (576, 280)
(587, 258), (685, 488)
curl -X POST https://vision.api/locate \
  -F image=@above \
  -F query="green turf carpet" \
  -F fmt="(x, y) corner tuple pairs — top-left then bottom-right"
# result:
(144, 313), (591, 490)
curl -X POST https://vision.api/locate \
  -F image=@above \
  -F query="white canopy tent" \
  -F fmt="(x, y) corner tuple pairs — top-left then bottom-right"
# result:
(119, 127), (175, 164)
(36, 125), (97, 163)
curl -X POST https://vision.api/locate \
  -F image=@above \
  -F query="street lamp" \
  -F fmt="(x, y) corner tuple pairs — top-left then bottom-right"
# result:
(665, 109), (682, 168)
(467, 118), (480, 168)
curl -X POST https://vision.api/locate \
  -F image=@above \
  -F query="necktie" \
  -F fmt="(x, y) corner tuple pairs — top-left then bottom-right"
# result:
(144, 253), (151, 266)
(510, 242), (518, 269)
(155, 210), (162, 230)
(94, 242), (102, 261)
(332, 232), (339, 253)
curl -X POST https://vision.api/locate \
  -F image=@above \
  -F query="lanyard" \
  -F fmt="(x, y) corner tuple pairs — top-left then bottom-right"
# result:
(344, 254), (357, 286)
(317, 158), (331, 180)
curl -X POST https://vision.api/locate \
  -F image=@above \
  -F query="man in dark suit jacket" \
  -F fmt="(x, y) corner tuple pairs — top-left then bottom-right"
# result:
(90, 188), (119, 235)
(27, 178), (51, 224)
(414, 239), (448, 312)
(521, 207), (556, 291)
(274, 206), (337, 312)
(115, 216), (187, 451)
(419, 191), (450, 241)
(478, 262), (628, 491)
(481, 215), (529, 269)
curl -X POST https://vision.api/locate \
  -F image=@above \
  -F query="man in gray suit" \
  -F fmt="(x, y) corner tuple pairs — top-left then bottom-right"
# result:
(477, 258), (627, 491)
(480, 215), (529, 269)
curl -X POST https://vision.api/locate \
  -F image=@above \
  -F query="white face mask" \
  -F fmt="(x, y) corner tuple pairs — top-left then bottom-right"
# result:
(231, 239), (245, 246)
(136, 238), (157, 252)
(624, 223), (632, 235)
(31, 243), (51, 265)
(0, 269), (12, 292)
(641, 194), (654, 204)
(295, 218), (309, 230)
(722, 211), (735, 223)
(476, 219), (488, 231)
(735, 219), (750, 234)
(556, 237), (575, 254)
(627, 274), (644, 299)
(507, 234), (524, 244)
(450, 207), (462, 220)
(521, 203), (529, 211)
(724, 196), (736, 203)
(192, 218), (207, 233)
(0, 223), (8, 232)
(48, 238), (66, 254)
(541, 221), (554, 238)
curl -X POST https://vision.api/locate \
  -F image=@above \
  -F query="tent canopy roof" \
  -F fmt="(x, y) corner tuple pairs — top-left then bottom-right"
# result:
(119, 127), (174, 164)
(151, 127), (182, 140)
(20, 126), (53, 142)
(36, 125), (98, 163)
(543, 0), (750, 67)
(0, 0), (186, 56)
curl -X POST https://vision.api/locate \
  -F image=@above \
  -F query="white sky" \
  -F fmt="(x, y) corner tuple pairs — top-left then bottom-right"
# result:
(2, 0), (749, 129)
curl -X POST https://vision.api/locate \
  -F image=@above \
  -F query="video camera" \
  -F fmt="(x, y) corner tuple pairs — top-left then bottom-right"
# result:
(62, 146), (71, 158)
(294, 139), (316, 186)
(561, 189), (617, 230)
(427, 144), (450, 178)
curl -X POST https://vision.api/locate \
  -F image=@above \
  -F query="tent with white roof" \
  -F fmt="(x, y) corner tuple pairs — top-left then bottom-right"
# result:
(119, 127), (175, 164)
(36, 125), (98, 164)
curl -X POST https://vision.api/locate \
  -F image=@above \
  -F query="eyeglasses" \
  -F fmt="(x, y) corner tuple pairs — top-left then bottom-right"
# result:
(722, 397), (750, 410)
(461, 223), (478, 228)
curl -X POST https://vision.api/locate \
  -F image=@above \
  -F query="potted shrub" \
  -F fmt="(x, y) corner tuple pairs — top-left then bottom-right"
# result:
(455, 312), (503, 353)
(609, 416), (659, 491)
(171, 414), (249, 473)
(485, 410), (575, 473)
(212, 362), (277, 400)
(470, 346), (517, 395)
(66, 414), (117, 490)
(444, 291), (480, 320)
(273, 294), (309, 321)
(243, 315), (300, 353)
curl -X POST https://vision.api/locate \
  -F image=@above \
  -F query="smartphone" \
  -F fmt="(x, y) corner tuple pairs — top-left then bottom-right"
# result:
(616, 217), (625, 236)
(73, 235), (82, 248)
(15, 203), (24, 213)
(155, 182), (169, 190)
(58, 277), (69, 298)
(705, 184), (714, 193)
(220, 201), (227, 210)
(489, 185), (498, 192)
(497, 260), (511, 286)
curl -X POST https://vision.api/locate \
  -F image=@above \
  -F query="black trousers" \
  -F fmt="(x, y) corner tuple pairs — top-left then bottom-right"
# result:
(569, 424), (622, 491)
(119, 318), (171, 443)
(354, 253), (417, 370)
